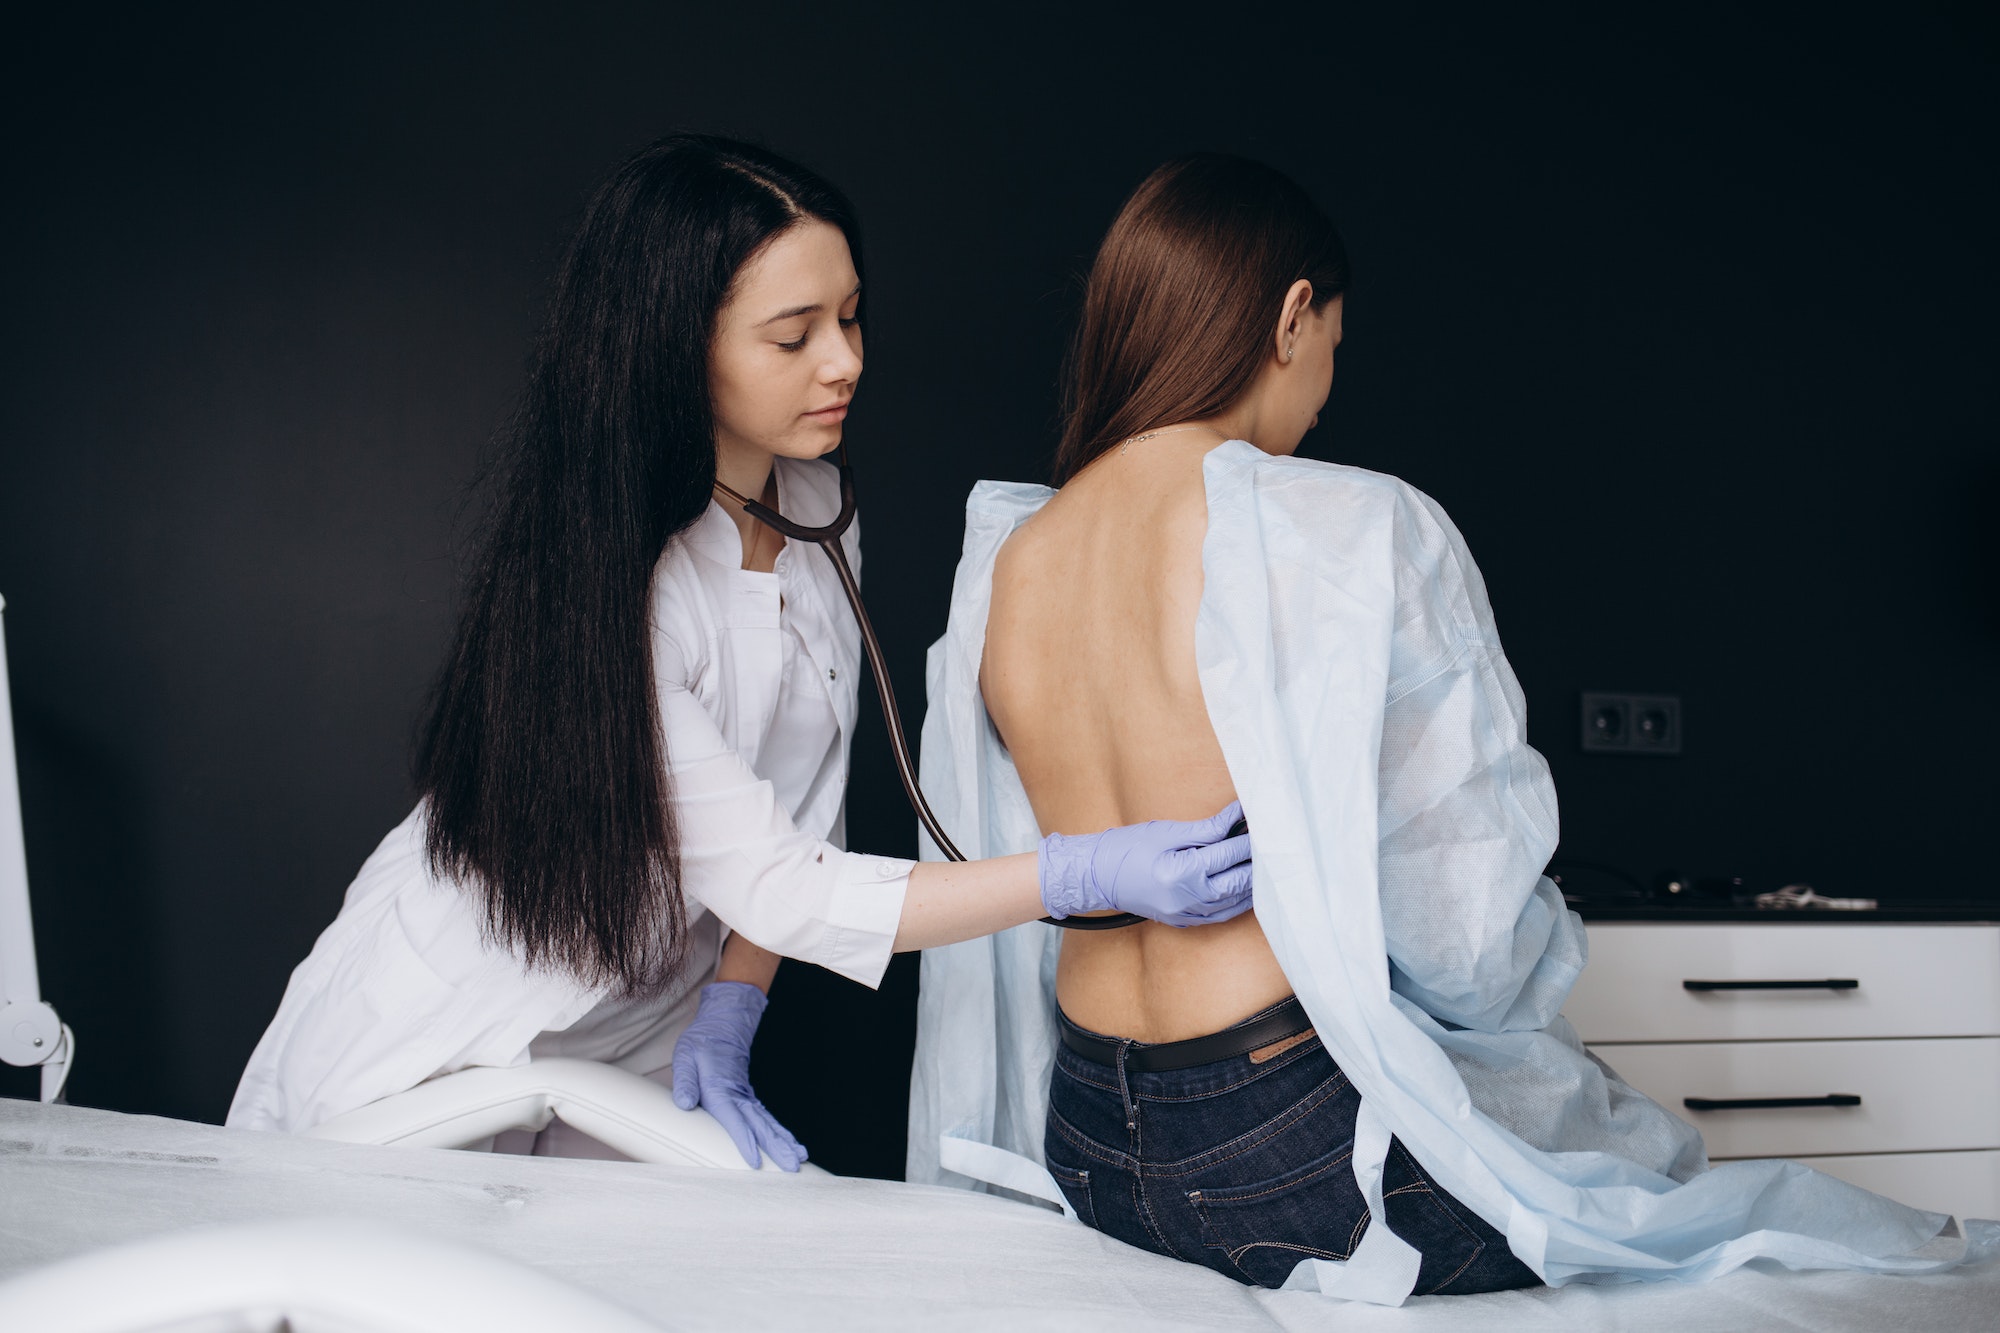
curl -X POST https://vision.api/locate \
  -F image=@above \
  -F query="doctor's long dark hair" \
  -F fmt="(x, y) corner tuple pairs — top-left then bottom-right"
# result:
(417, 135), (863, 996)
(1054, 154), (1348, 484)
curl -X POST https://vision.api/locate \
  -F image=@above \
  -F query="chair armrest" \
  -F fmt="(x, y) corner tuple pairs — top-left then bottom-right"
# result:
(304, 1057), (827, 1174)
(0, 1218), (661, 1333)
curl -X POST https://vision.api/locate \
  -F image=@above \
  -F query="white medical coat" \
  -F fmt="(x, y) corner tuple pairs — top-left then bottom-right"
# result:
(908, 441), (1989, 1302)
(231, 457), (911, 1133)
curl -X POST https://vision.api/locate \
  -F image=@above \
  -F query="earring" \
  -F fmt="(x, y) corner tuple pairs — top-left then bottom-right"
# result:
(1285, 347), (1294, 360)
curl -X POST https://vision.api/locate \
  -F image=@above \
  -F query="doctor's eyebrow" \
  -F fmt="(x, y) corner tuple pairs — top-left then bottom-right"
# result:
(755, 284), (862, 326)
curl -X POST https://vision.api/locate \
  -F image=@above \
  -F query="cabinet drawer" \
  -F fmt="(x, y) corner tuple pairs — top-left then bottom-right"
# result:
(1592, 1037), (2000, 1159)
(1567, 924), (2000, 1043)
(1722, 1150), (2000, 1222)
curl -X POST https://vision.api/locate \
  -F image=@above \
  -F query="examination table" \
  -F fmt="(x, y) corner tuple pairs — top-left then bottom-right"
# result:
(2, 1100), (1994, 1332)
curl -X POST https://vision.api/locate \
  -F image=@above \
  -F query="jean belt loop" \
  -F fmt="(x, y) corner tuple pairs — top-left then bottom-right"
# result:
(1115, 1039), (1137, 1134)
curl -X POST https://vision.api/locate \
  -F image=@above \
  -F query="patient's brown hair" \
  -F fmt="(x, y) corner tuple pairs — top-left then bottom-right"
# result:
(1054, 154), (1349, 485)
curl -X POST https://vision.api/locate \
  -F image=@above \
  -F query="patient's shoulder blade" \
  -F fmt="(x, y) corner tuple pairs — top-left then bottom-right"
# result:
(983, 451), (1226, 837)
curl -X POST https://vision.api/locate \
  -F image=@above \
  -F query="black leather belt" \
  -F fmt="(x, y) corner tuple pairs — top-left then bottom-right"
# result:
(1059, 996), (1314, 1073)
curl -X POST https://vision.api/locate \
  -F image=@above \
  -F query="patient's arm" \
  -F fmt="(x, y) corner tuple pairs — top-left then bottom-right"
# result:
(1373, 488), (1580, 1032)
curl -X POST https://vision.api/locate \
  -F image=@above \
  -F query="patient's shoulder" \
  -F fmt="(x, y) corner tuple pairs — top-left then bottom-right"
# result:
(986, 500), (1073, 629)
(1265, 457), (1502, 645)
(964, 478), (1054, 530)
(1231, 448), (1415, 503)
(1210, 449), (1493, 620)
(1214, 448), (1448, 542)
(991, 450), (1208, 613)
(988, 507), (1039, 589)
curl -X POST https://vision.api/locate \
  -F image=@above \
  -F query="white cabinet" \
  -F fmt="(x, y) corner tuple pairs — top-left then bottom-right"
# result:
(1565, 922), (2000, 1221)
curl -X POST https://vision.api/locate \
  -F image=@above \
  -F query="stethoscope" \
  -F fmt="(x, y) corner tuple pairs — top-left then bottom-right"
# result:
(713, 443), (1143, 929)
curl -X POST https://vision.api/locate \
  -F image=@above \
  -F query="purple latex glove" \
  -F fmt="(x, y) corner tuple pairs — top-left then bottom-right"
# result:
(1038, 800), (1254, 928)
(670, 981), (807, 1172)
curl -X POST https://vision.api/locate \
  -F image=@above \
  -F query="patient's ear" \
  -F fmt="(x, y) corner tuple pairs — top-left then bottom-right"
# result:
(1274, 279), (1314, 365)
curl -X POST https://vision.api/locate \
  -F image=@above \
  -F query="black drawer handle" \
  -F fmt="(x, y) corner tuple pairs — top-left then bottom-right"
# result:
(1683, 1095), (1862, 1112)
(1682, 979), (1859, 992)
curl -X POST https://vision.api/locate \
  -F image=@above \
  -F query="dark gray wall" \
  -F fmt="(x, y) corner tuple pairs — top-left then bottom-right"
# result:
(2, 4), (1994, 1177)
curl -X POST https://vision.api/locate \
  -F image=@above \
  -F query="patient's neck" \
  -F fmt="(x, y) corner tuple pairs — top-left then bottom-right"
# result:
(1183, 385), (1302, 458)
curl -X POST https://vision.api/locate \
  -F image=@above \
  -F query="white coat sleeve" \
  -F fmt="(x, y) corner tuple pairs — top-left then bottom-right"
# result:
(1373, 484), (1585, 1033)
(656, 644), (911, 989)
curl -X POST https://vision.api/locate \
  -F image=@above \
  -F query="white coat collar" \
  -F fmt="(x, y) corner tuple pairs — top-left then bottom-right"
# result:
(680, 456), (844, 570)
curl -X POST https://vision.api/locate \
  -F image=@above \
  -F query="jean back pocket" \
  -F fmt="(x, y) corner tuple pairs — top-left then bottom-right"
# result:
(1187, 1143), (1365, 1289)
(1048, 1161), (1098, 1230)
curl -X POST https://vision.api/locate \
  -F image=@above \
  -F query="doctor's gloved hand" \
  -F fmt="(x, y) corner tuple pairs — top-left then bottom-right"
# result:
(1038, 800), (1254, 928)
(670, 981), (808, 1172)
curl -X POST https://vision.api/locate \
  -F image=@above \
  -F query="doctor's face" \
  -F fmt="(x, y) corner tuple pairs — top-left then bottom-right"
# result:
(709, 220), (864, 470)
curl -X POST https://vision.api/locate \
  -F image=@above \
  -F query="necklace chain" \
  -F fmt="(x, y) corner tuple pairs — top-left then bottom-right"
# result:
(1119, 424), (1220, 456)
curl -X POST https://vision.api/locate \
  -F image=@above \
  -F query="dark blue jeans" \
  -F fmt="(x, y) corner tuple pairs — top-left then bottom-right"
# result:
(1044, 1001), (1542, 1294)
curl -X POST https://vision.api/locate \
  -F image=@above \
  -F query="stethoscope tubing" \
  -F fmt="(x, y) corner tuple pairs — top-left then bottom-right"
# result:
(717, 446), (1142, 930)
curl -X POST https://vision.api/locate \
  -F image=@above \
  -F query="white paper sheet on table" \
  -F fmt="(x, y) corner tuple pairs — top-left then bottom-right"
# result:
(2, 1101), (1996, 1332)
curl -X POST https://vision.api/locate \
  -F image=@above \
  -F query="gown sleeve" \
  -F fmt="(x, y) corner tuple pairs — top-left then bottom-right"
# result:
(654, 631), (911, 989)
(1373, 484), (1586, 1033)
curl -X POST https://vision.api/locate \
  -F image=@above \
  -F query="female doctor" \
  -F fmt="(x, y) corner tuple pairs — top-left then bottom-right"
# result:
(227, 135), (1253, 1169)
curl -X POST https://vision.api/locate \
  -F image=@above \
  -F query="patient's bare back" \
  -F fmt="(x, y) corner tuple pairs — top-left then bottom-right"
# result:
(982, 438), (1292, 1042)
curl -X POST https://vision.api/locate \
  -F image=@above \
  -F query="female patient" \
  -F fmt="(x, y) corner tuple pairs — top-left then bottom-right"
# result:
(976, 157), (1536, 1294)
(912, 153), (1973, 1298)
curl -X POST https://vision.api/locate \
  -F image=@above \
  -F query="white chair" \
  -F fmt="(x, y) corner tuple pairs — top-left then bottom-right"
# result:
(0, 593), (787, 1174)
(305, 1056), (829, 1174)
(0, 1217), (670, 1333)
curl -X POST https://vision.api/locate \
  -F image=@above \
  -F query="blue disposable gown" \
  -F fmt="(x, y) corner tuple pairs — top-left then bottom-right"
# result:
(907, 440), (1994, 1304)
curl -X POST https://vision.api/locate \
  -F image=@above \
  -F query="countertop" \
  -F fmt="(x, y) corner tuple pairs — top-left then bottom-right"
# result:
(1571, 901), (1999, 924)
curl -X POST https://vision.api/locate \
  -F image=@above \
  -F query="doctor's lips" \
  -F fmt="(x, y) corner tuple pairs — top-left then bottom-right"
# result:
(803, 399), (851, 422)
